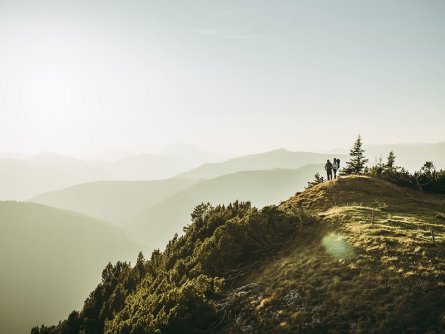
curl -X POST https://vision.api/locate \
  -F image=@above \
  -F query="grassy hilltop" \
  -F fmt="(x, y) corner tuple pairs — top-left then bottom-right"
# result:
(35, 176), (445, 333)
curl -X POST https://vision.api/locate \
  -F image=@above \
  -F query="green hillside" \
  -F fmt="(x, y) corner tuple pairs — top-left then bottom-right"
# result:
(127, 164), (322, 247)
(0, 202), (142, 334)
(36, 176), (445, 333)
(31, 178), (196, 223)
(176, 148), (347, 180)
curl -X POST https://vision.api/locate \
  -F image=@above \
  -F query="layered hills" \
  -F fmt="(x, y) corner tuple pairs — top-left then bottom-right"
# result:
(33, 165), (322, 247)
(126, 164), (322, 247)
(3, 143), (444, 201)
(36, 176), (445, 333)
(0, 153), (193, 200)
(31, 178), (196, 224)
(0, 202), (142, 334)
(177, 148), (347, 180)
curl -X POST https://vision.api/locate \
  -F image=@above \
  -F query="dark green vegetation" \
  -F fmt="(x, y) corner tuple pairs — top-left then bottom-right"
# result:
(34, 176), (445, 333)
(0, 202), (141, 334)
(369, 160), (445, 194)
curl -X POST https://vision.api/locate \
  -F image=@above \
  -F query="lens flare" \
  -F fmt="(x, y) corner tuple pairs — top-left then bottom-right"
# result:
(321, 233), (354, 259)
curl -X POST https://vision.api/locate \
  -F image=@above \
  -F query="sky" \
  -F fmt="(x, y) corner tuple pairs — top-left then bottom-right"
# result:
(0, 0), (444, 158)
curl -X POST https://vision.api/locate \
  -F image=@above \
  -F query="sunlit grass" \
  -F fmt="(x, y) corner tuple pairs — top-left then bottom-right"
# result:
(228, 176), (445, 332)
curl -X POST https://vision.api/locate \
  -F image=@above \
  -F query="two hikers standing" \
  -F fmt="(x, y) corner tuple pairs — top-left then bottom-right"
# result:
(325, 158), (340, 180)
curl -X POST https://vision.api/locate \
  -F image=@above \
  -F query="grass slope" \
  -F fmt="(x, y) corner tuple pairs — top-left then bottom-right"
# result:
(225, 176), (445, 332)
(0, 202), (142, 334)
(31, 178), (196, 224)
(127, 164), (321, 247)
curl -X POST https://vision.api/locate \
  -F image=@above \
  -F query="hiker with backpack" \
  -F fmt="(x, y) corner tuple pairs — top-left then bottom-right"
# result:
(333, 158), (340, 179)
(325, 159), (333, 180)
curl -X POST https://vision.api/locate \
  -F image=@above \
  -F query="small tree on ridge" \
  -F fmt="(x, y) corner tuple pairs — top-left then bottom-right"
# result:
(343, 135), (368, 175)
(386, 151), (396, 170)
(306, 172), (324, 189)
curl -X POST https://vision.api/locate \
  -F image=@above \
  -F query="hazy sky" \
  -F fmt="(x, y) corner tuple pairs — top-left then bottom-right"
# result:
(1, 0), (444, 157)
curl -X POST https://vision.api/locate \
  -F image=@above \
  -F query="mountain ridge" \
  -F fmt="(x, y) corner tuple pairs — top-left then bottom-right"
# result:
(31, 178), (197, 224)
(176, 149), (348, 180)
(35, 176), (445, 333)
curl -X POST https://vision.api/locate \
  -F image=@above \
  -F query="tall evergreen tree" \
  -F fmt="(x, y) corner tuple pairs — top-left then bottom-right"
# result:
(386, 151), (396, 169)
(344, 135), (368, 175)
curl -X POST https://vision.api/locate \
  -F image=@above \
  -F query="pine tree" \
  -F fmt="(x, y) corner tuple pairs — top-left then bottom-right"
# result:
(420, 161), (436, 178)
(343, 135), (368, 175)
(306, 172), (324, 188)
(386, 151), (396, 169)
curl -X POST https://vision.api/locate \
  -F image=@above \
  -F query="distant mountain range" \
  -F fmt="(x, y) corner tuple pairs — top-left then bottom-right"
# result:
(33, 164), (322, 248)
(32, 178), (197, 223)
(127, 164), (322, 247)
(176, 148), (348, 180)
(2, 142), (444, 200)
(0, 202), (142, 334)
(0, 152), (194, 200)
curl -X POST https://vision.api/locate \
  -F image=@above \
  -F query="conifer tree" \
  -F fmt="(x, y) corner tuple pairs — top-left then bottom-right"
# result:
(306, 172), (324, 188)
(386, 151), (396, 169)
(343, 135), (368, 175)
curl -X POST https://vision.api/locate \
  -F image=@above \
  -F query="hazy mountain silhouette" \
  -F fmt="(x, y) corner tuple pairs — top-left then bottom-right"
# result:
(0, 202), (142, 334)
(126, 164), (322, 247)
(0, 154), (104, 200)
(97, 154), (193, 180)
(176, 148), (348, 180)
(159, 143), (213, 166)
(0, 153), (193, 200)
(2, 143), (443, 200)
(32, 178), (197, 223)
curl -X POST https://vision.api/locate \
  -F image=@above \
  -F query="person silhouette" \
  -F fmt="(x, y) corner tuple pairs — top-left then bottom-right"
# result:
(332, 158), (339, 179)
(325, 159), (333, 180)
